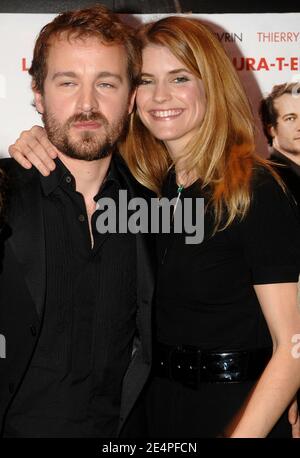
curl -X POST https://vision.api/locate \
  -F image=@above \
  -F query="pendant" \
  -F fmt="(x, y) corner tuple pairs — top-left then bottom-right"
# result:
(177, 184), (184, 194)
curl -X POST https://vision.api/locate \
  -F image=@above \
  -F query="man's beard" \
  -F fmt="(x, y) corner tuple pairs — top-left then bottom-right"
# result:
(42, 110), (129, 161)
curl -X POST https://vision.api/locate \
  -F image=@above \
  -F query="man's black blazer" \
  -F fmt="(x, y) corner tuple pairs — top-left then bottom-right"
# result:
(0, 155), (154, 437)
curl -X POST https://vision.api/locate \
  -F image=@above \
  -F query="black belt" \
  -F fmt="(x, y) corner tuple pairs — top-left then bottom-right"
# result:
(153, 342), (272, 388)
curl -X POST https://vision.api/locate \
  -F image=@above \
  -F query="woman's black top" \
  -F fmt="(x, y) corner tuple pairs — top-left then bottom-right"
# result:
(155, 167), (300, 351)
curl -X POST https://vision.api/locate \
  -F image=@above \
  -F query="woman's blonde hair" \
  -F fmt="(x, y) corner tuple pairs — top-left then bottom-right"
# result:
(121, 16), (279, 231)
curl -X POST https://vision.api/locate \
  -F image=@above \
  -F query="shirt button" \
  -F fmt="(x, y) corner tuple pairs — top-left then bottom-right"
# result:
(65, 176), (72, 184)
(9, 383), (15, 394)
(78, 214), (85, 222)
(30, 325), (37, 337)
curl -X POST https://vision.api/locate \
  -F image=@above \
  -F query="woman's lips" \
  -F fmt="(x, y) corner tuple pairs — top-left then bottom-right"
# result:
(149, 109), (184, 120)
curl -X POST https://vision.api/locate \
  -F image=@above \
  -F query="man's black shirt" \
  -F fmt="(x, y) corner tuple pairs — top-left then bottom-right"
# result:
(3, 154), (137, 437)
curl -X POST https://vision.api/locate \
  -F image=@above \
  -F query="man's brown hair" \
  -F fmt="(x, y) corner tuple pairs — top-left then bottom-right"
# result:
(29, 5), (141, 94)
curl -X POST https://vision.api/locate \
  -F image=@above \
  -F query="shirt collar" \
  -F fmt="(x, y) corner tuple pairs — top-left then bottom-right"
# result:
(40, 153), (122, 198)
(95, 153), (121, 201)
(40, 157), (70, 196)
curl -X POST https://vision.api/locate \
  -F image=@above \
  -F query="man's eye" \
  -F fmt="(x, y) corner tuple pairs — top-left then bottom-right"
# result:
(60, 82), (76, 87)
(286, 116), (296, 121)
(97, 82), (114, 88)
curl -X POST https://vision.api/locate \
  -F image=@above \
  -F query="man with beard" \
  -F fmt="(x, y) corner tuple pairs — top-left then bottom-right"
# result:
(0, 5), (153, 437)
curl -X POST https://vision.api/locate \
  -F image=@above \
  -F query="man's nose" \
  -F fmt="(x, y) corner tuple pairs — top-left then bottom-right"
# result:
(77, 86), (98, 112)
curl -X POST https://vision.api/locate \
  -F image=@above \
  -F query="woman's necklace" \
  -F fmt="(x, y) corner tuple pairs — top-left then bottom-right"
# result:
(161, 179), (185, 265)
(172, 183), (184, 220)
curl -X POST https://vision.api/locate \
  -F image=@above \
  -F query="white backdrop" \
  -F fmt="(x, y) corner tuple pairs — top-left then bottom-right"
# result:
(0, 13), (299, 157)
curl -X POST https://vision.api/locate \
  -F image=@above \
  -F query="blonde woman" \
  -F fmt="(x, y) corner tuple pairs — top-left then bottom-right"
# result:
(9, 16), (300, 438)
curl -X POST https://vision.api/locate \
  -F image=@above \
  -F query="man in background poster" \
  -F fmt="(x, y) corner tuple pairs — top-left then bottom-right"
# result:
(260, 82), (300, 210)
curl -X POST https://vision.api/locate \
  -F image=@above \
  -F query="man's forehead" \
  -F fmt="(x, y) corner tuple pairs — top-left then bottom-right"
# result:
(49, 33), (124, 53)
(275, 93), (300, 115)
(45, 34), (129, 79)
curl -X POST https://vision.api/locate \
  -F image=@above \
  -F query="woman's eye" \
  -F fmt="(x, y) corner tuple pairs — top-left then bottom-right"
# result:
(139, 79), (153, 85)
(286, 116), (296, 122)
(173, 76), (189, 83)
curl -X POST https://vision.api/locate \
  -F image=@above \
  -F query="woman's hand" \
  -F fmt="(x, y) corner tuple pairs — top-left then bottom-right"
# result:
(8, 125), (58, 176)
(288, 396), (300, 438)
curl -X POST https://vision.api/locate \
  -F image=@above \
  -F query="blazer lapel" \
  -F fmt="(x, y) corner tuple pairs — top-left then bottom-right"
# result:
(8, 175), (46, 318)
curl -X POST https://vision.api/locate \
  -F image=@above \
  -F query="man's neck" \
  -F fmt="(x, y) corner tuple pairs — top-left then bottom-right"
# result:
(57, 152), (112, 202)
(57, 152), (113, 249)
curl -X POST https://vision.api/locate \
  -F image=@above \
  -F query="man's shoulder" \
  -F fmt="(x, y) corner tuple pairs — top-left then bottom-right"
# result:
(0, 157), (38, 186)
(0, 157), (28, 174)
(0, 157), (14, 171)
(269, 149), (298, 170)
(269, 150), (300, 181)
(269, 150), (289, 166)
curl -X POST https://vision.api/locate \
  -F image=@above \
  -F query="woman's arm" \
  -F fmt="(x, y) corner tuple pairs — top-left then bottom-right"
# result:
(8, 125), (58, 176)
(229, 282), (300, 437)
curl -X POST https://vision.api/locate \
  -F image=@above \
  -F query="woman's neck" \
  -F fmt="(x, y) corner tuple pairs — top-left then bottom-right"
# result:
(165, 139), (197, 187)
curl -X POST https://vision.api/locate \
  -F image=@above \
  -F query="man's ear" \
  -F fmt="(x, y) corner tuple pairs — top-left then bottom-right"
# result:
(32, 82), (45, 114)
(269, 124), (276, 141)
(128, 88), (137, 115)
